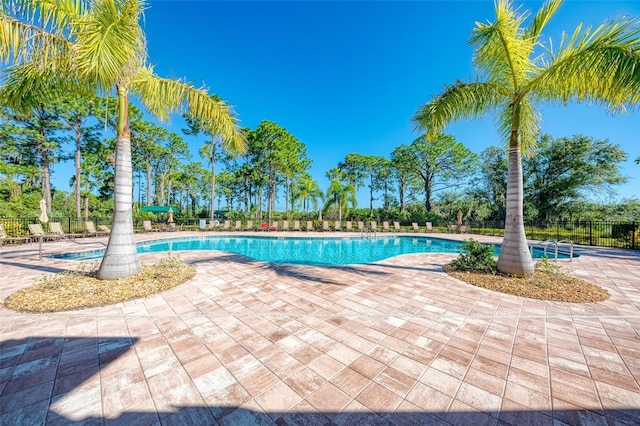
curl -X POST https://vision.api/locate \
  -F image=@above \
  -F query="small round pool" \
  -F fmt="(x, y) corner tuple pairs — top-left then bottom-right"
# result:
(48, 236), (573, 265)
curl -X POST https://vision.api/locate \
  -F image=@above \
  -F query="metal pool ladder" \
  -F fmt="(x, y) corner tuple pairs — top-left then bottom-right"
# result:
(362, 227), (376, 239)
(529, 238), (574, 261)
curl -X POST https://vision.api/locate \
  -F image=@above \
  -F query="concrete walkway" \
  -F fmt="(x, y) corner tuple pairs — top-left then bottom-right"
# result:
(1, 231), (639, 425)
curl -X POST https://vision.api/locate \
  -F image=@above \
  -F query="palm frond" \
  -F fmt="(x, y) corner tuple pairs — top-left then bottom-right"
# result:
(523, 0), (562, 41)
(412, 81), (509, 140)
(132, 69), (246, 155)
(0, 11), (72, 65)
(531, 16), (640, 109)
(495, 99), (540, 153)
(471, 0), (535, 88)
(0, 61), (92, 112)
(73, 0), (145, 91)
(1, 0), (86, 31)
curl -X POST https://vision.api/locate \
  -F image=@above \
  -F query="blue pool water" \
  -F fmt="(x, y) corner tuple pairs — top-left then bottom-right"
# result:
(49, 236), (570, 265)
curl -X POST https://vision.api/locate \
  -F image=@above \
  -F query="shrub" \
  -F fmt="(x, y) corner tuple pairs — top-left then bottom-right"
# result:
(451, 239), (497, 274)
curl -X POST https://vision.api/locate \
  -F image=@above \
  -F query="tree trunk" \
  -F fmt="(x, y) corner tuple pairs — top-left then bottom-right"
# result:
(98, 85), (141, 280)
(285, 176), (290, 219)
(424, 177), (431, 212)
(497, 130), (534, 277)
(369, 176), (374, 213)
(210, 137), (217, 221)
(74, 121), (82, 219)
(42, 155), (52, 213)
(84, 180), (90, 220)
(146, 162), (152, 206)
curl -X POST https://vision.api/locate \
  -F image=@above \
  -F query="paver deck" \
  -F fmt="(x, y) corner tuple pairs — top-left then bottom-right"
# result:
(1, 231), (639, 425)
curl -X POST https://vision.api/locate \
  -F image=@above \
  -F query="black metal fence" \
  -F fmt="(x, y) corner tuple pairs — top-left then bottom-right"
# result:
(0, 217), (114, 237)
(467, 220), (638, 250)
(1, 216), (637, 250)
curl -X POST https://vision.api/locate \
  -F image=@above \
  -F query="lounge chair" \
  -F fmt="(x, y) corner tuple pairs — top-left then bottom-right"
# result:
(357, 221), (365, 232)
(458, 225), (468, 233)
(370, 221), (378, 232)
(0, 223), (31, 245)
(412, 222), (420, 232)
(49, 222), (84, 239)
(282, 220), (289, 231)
(233, 221), (241, 231)
(271, 221), (279, 231)
(259, 222), (276, 231)
(98, 225), (111, 234)
(28, 223), (60, 241)
(426, 222), (433, 232)
(382, 221), (390, 232)
(245, 220), (254, 231)
(345, 221), (353, 232)
(293, 220), (301, 231)
(334, 221), (341, 231)
(142, 220), (159, 233)
(222, 220), (231, 231)
(322, 221), (330, 231)
(306, 221), (314, 231)
(86, 221), (110, 236)
(447, 224), (457, 233)
(394, 221), (400, 232)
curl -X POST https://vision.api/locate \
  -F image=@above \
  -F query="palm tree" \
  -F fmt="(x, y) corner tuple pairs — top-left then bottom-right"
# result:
(0, 0), (246, 279)
(294, 175), (324, 219)
(323, 179), (357, 222)
(412, 0), (640, 276)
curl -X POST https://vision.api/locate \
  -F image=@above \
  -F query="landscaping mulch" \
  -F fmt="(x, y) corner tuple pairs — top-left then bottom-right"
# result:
(443, 264), (610, 303)
(3, 256), (196, 313)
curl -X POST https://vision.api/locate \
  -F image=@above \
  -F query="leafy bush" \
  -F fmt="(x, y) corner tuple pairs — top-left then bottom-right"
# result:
(451, 239), (497, 274)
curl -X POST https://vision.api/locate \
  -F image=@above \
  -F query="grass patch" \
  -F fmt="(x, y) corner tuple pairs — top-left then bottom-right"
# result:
(3, 255), (196, 313)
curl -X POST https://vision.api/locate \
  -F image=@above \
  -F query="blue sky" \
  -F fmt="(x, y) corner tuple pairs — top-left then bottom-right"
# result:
(60, 0), (640, 208)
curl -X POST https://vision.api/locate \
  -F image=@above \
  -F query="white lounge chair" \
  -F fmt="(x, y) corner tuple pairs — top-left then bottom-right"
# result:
(29, 223), (60, 241)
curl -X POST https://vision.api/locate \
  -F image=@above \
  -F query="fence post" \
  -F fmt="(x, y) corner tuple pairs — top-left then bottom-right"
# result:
(633, 220), (637, 250)
(589, 221), (593, 246)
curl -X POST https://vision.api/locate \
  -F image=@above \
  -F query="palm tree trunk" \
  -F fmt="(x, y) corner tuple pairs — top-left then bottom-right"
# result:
(210, 137), (216, 221)
(497, 146), (534, 277)
(98, 85), (141, 280)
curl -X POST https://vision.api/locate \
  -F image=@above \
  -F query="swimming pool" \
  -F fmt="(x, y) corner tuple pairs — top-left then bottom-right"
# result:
(49, 235), (571, 265)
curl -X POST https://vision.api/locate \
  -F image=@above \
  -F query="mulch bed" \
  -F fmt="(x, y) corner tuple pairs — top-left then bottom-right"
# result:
(443, 264), (610, 303)
(3, 256), (196, 313)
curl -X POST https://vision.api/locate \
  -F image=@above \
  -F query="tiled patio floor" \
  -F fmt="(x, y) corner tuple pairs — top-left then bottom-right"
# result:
(1, 231), (639, 425)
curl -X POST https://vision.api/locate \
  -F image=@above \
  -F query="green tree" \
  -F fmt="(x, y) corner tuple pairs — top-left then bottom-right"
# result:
(471, 146), (508, 221)
(294, 174), (324, 219)
(336, 153), (384, 213)
(182, 94), (238, 222)
(390, 144), (420, 212)
(525, 134), (627, 221)
(412, 0), (640, 276)
(0, 103), (66, 213)
(58, 95), (101, 219)
(324, 179), (357, 221)
(253, 120), (300, 222)
(1, 0), (245, 279)
(401, 134), (477, 212)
